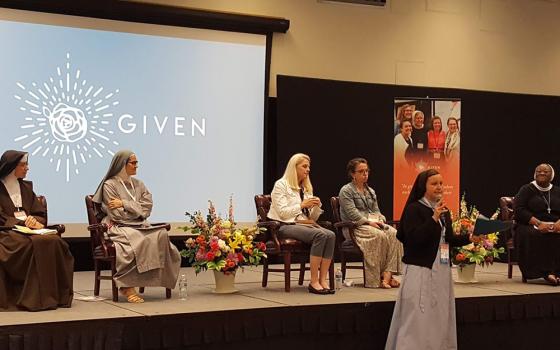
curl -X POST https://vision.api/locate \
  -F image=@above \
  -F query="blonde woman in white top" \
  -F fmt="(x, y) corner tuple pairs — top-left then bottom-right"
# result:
(268, 153), (336, 295)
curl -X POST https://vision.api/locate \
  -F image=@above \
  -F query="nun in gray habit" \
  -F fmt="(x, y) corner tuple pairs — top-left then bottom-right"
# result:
(92, 150), (180, 302)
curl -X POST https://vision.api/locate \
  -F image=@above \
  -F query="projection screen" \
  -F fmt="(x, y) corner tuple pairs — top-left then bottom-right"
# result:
(0, 8), (266, 224)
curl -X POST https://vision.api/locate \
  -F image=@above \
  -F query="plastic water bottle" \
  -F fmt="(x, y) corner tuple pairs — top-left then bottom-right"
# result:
(178, 274), (187, 300)
(335, 268), (343, 291)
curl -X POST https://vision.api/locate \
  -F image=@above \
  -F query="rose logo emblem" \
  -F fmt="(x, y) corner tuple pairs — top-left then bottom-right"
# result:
(14, 52), (120, 182)
(43, 103), (88, 143)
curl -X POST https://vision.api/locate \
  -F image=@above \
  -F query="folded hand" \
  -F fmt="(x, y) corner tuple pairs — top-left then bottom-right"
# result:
(25, 215), (44, 229)
(368, 221), (384, 229)
(108, 198), (124, 209)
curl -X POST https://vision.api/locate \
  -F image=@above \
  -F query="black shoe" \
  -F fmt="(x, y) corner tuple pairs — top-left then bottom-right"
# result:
(308, 284), (330, 295)
(325, 288), (336, 294)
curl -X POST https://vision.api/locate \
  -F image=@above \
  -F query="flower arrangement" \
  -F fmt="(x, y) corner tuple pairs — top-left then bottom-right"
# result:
(451, 194), (505, 267)
(180, 197), (267, 274)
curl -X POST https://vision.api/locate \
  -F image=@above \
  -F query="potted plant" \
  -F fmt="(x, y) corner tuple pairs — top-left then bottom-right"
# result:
(451, 194), (505, 283)
(180, 197), (266, 293)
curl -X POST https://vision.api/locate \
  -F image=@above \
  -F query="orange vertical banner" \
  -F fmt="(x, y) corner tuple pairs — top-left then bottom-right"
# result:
(393, 99), (461, 220)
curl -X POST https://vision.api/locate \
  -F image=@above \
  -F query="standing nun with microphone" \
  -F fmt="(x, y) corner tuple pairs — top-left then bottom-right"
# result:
(385, 169), (471, 350)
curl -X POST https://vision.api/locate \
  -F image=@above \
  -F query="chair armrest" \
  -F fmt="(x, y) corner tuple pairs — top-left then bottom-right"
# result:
(152, 222), (171, 231)
(333, 221), (358, 246)
(46, 224), (65, 236)
(87, 223), (115, 257)
(88, 223), (109, 232)
(257, 221), (282, 250)
(334, 221), (358, 230)
(87, 223), (109, 247)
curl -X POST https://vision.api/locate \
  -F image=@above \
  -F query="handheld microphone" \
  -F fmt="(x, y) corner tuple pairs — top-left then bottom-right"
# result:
(435, 194), (448, 224)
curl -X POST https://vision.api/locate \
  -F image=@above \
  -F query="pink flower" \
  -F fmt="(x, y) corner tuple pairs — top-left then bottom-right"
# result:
(227, 252), (239, 263)
(195, 249), (206, 261)
(228, 195), (234, 223)
(208, 200), (218, 223)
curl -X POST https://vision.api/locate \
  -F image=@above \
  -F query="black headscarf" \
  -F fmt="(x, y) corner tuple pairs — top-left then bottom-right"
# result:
(0, 150), (27, 179)
(397, 169), (440, 243)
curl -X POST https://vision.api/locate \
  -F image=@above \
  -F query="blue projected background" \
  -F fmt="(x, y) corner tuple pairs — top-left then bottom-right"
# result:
(0, 19), (265, 223)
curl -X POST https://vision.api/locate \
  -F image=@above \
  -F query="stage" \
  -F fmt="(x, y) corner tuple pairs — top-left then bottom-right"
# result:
(2, 262), (560, 350)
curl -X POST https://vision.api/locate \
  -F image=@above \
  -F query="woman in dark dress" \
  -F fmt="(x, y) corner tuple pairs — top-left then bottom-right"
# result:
(0, 150), (74, 311)
(385, 169), (470, 350)
(514, 163), (560, 285)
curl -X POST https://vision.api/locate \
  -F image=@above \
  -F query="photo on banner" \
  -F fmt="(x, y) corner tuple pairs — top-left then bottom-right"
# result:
(393, 98), (461, 220)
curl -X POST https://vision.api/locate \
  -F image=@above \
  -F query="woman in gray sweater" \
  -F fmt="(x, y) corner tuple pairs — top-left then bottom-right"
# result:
(338, 158), (402, 288)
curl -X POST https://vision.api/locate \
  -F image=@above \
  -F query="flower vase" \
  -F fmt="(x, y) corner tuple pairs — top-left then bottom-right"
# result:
(213, 270), (238, 293)
(456, 263), (477, 283)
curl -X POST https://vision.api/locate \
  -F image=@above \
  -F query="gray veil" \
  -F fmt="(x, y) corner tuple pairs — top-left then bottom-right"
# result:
(92, 150), (134, 204)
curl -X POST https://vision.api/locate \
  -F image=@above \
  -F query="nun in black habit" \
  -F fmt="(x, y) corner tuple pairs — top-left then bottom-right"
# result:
(0, 150), (74, 311)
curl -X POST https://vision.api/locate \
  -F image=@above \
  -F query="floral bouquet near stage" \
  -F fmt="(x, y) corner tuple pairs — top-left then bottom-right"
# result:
(180, 196), (266, 274)
(451, 194), (505, 267)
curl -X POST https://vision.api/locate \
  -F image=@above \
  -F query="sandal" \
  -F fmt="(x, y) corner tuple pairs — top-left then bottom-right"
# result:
(126, 293), (145, 303)
(380, 280), (392, 289)
(120, 287), (145, 303)
(544, 274), (558, 286)
(389, 278), (400, 288)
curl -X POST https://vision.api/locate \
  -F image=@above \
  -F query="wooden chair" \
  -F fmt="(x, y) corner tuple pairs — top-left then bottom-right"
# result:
(85, 195), (172, 301)
(37, 195), (66, 236)
(254, 194), (334, 292)
(498, 196), (526, 282)
(330, 196), (365, 281)
(330, 196), (400, 283)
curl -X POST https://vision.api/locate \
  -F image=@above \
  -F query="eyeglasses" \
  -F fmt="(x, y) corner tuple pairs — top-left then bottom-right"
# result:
(354, 169), (370, 174)
(17, 162), (28, 167)
(128, 161), (139, 165)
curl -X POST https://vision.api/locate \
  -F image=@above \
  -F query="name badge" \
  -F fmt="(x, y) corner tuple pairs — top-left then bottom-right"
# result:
(14, 210), (27, 221)
(440, 243), (449, 264)
(417, 143), (424, 149)
(433, 152), (441, 159)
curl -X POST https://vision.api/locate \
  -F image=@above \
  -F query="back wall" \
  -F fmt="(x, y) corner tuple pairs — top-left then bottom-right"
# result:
(274, 75), (560, 220)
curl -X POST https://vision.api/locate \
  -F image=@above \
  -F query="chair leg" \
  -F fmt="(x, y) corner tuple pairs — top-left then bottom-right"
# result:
(507, 248), (513, 279)
(340, 252), (347, 281)
(94, 260), (101, 296)
(139, 287), (145, 294)
(362, 256), (367, 284)
(262, 258), (269, 287)
(284, 252), (292, 292)
(166, 288), (171, 299)
(111, 260), (118, 302)
(329, 260), (335, 290)
(521, 266), (527, 283)
(298, 261), (305, 285)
